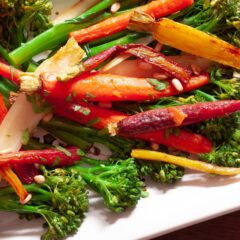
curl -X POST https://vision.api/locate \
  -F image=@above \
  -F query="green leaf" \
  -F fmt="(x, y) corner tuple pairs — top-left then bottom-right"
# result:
(55, 146), (72, 157)
(148, 78), (169, 91)
(77, 149), (86, 157)
(21, 128), (30, 145)
(73, 105), (91, 116)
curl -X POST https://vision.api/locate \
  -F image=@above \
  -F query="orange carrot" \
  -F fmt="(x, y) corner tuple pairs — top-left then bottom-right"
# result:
(42, 72), (209, 103)
(0, 61), (20, 85)
(70, 0), (193, 43)
(0, 166), (30, 204)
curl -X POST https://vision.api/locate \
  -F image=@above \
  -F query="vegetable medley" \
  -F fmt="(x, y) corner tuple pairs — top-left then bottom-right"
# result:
(0, 0), (240, 239)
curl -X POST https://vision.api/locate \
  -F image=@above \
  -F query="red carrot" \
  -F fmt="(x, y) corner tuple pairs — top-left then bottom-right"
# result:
(0, 95), (30, 203)
(0, 61), (20, 85)
(42, 72), (209, 103)
(0, 94), (7, 122)
(130, 129), (212, 154)
(117, 100), (240, 135)
(12, 164), (40, 184)
(53, 101), (212, 153)
(70, 0), (193, 43)
(53, 101), (127, 130)
(83, 44), (192, 83)
(0, 147), (80, 166)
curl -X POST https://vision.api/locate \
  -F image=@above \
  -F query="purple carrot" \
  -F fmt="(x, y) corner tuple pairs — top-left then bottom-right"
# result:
(117, 100), (240, 135)
(83, 44), (192, 83)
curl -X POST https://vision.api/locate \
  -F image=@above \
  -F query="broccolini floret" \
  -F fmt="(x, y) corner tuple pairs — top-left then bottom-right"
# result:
(0, 166), (88, 240)
(0, 0), (53, 50)
(71, 157), (147, 213)
(209, 67), (240, 100)
(137, 160), (184, 183)
(195, 113), (240, 167)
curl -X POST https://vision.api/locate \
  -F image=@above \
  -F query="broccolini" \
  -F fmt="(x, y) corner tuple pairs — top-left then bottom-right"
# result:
(71, 157), (147, 213)
(0, 0), (53, 50)
(0, 166), (89, 240)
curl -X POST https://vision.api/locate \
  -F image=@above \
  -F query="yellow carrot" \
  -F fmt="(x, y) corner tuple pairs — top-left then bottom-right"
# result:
(129, 11), (240, 69)
(131, 149), (240, 176)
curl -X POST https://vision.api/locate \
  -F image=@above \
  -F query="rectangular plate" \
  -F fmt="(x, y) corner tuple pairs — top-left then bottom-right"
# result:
(1, 1), (240, 239)
(1, 171), (240, 240)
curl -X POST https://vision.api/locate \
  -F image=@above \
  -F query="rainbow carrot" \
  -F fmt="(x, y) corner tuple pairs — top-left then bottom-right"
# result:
(117, 100), (240, 135)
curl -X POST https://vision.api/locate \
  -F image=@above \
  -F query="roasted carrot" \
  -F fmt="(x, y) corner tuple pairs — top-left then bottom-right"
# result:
(0, 147), (80, 166)
(53, 101), (127, 130)
(70, 0), (193, 43)
(0, 166), (30, 204)
(42, 72), (209, 102)
(117, 100), (240, 135)
(0, 47), (209, 103)
(131, 149), (240, 176)
(83, 44), (192, 83)
(12, 164), (40, 184)
(129, 11), (240, 69)
(106, 56), (212, 78)
(128, 129), (212, 154)
(0, 61), (20, 85)
(53, 101), (212, 154)
(0, 94), (7, 122)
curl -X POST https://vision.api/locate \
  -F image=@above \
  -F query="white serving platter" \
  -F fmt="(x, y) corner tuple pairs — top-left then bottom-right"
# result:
(1, 1), (240, 239)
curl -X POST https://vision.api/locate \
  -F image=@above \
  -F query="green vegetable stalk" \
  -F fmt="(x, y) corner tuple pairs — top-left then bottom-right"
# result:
(71, 157), (147, 213)
(87, 32), (147, 56)
(9, 0), (124, 65)
(41, 117), (135, 158)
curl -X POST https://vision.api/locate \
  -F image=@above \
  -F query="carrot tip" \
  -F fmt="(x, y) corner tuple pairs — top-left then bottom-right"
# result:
(20, 193), (32, 205)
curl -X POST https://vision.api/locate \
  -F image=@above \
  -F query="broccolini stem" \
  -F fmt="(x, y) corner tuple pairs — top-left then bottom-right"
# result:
(193, 90), (216, 102)
(120, 0), (148, 10)
(89, 32), (146, 56)
(45, 129), (91, 150)
(88, 30), (131, 47)
(23, 139), (52, 150)
(9, 21), (92, 65)
(0, 45), (15, 66)
(0, 81), (10, 98)
(0, 77), (18, 92)
(41, 118), (134, 156)
(41, 118), (98, 136)
(0, 198), (38, 213)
